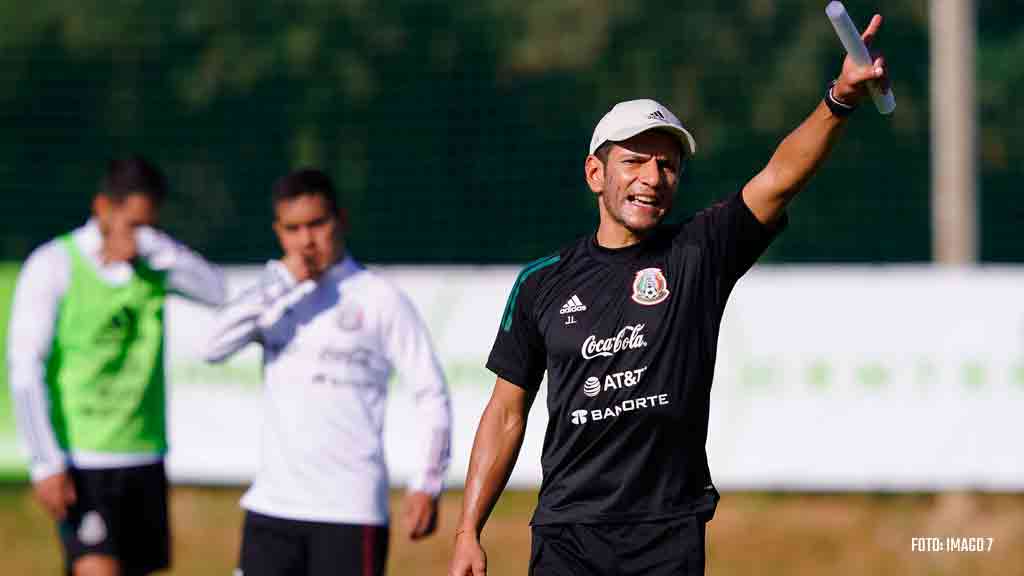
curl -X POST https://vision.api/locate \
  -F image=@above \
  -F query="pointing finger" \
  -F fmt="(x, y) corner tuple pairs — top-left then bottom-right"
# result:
(862, 14), (883, 47)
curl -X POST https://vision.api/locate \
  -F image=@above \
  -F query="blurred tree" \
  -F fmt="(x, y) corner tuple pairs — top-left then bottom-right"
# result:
(0, 0), (1019, 263)
(977, 2), (1024, 262)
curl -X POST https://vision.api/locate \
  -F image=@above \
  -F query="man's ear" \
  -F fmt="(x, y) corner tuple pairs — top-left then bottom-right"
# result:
(92, 194), (114, 231)
(93, 194), (108, 217)
(584, 155), (606, 195)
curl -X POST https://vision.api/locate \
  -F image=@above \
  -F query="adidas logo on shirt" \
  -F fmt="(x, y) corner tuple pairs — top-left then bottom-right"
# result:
(560, 294), (587, 315)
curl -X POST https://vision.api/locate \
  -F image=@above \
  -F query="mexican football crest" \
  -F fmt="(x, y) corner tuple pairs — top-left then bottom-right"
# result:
(631, 267), (670, 306)
(336, 302), (364, 331)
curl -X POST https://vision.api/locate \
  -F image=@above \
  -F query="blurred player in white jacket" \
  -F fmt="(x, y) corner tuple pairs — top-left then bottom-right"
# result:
(205, 168), (451, 576)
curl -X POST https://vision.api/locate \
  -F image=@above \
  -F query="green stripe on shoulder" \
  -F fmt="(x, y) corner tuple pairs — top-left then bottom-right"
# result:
(500, 254), (560, 332)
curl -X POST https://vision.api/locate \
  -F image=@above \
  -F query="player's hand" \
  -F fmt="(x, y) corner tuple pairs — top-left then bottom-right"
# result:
(33, 471), (76, 520)
(449, 529), (487, 576)
(402, 491), (438, 540)
(281, 251), (317, 283)
(99, 215), (139, 264)
(833, 14), (889, 107)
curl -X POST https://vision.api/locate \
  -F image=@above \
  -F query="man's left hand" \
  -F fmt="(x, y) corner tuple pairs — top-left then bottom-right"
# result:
(401, 491), (438, 540)
(832, 14), (890, 107)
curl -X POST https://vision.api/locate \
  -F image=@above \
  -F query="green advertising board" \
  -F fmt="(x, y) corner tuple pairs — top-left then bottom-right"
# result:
(0, 264), (28, 479)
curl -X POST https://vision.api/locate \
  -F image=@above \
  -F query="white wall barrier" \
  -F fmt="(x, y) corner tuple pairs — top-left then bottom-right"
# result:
(103, 266), (1024, 490)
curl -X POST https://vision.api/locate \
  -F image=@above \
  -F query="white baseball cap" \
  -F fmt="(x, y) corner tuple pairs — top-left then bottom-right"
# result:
(588, 99), (697, 157)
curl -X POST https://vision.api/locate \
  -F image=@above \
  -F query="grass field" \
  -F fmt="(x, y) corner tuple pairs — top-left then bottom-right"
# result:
(0, 486), (1020, 575)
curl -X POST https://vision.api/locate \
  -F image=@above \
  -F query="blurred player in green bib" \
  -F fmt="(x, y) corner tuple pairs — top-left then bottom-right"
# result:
(7, 156), (226, 575)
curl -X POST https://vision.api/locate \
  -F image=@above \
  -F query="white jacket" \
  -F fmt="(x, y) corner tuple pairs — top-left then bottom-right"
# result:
(205, 255), (451, 525)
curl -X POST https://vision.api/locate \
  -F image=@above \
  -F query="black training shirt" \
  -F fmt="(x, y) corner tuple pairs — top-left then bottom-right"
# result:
(487, 192), (785, 525)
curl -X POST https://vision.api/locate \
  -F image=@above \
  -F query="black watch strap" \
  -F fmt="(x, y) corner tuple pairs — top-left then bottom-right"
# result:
(824, 80), (857, 117)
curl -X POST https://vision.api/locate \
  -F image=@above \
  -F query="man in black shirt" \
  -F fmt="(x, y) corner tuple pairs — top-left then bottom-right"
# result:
(450, 14), (891, 576)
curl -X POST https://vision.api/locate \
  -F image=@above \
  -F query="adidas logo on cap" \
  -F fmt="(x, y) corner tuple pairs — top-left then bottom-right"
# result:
(589, 98), (697, 156)
(560, 294), (587, 315)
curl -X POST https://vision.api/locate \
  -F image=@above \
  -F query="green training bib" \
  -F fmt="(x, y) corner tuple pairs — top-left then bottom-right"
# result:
(45, 235), (168, 453)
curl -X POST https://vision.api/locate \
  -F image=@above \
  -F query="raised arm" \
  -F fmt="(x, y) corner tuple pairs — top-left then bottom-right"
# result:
(449, 378), (535, 576)
(204, 261), (311, 363)
(742, 14), (889, 225)
(136, 226), (226, 307)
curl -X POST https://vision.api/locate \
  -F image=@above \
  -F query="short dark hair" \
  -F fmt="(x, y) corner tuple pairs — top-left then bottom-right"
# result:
(593, 141), (613, 165)
(272, 168), (340, 215)
(102, 156), (167, 203)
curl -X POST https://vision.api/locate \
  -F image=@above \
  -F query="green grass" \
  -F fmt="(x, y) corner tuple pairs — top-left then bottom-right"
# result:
(0, 486), (1020, 575)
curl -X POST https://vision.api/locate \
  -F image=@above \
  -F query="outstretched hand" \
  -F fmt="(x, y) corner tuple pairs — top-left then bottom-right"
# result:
(832, 14), (890, 107)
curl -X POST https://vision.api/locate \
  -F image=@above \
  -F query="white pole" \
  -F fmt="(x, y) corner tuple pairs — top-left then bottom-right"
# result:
(930, 0), (978, 265)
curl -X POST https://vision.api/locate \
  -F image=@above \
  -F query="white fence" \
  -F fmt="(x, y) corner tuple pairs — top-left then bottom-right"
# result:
(158, 265), (1024, 491)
